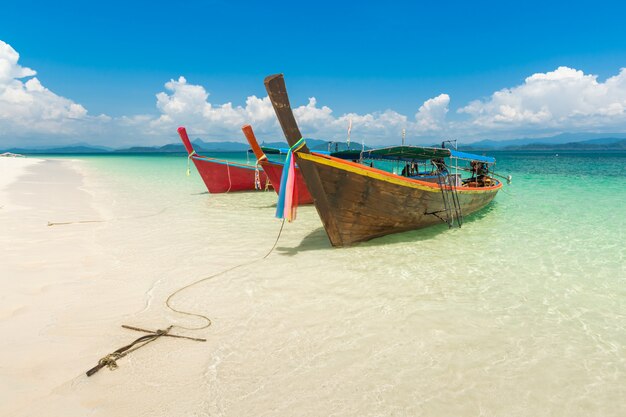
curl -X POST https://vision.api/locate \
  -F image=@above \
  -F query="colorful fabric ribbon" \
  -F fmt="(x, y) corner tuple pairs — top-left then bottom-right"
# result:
(276, 138), (306, 222)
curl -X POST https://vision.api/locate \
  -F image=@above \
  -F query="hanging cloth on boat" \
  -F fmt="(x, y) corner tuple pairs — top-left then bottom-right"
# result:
(276, 138), (306, 222)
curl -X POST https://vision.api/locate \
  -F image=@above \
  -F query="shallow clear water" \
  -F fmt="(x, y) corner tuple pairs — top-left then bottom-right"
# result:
(48, 151), (626, 415)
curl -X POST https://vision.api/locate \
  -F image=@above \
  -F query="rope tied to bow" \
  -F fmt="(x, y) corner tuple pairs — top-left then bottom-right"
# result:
(186, 150), (197, 176)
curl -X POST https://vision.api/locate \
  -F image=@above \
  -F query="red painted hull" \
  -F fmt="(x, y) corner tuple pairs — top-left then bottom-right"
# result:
(178, 126), (269, 193)
(191, 156), (270, 193)
(241, 124), (313, 205)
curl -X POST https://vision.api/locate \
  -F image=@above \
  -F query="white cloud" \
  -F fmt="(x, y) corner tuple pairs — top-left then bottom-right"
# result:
(415, 93), (450, 130)
(2, 37), (626, 148)
(150, 76), (275, 137)
(0, 41), (36, 82)
(458, 66), (626, 131)
(148, 76), (426, 144)
(293, 97), (333, 125)
(0, 40), (92, 139)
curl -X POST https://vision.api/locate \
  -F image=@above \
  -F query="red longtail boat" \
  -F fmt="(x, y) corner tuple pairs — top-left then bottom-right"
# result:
(241, 125), (313, 205)
(177, 127), (270, 193)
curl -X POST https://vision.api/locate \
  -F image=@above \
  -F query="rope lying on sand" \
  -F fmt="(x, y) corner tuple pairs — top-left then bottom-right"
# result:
(87, 326), (172, 376)
(164, 218), (285, 331)
(86, 325), (207, 377)
(48, 207), (169, 227)
(86, 218), (286, 377)
(48, 219), (105, 226)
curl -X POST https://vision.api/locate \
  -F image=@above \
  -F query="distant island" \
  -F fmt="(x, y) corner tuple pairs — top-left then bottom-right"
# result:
(3, 134), (626, 154)
(0, 138), (333, 154)
(488, 140), (626, 151)
(461, 138), (626, 151)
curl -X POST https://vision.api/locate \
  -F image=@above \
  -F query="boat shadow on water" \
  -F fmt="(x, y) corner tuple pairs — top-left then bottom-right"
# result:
(275, 201), (501, 254)
(254, 203), (278, 209)
(274, 227), (330, 255)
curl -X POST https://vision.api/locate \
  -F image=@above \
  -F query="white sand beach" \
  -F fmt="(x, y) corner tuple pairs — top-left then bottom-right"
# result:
(1, 155), (624, 417)
(0, 156), (42, 198)
(0, 156), (342, 416)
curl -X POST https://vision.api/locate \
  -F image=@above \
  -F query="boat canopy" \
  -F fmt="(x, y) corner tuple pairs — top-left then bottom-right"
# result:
(332, 146), (450, 162)
(449, 149), (496, 164)
(334, 146), (496, 164)
(255, 144), (495, 164)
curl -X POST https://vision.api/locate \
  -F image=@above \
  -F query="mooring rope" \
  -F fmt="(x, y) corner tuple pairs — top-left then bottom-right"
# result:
(47, 219), (106, 226)
(86, 218), (286, 377)
(254, 166), (261, 190)
(67, 189), (289, 377)
(225, 162), (232, 193)
(255, 156), (268, 191)
(164, 218), (286, 331)
(86, 326), (173, 376)
(186, 151), (197, 177)
(48, 206), (169, 227)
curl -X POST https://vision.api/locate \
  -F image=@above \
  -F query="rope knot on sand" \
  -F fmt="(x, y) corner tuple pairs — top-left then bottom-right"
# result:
(86, 325), (206, 377)
(98, 352), (123, 371)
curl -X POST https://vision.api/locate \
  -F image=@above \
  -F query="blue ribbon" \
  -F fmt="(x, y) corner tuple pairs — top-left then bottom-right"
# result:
(275, 138), (305, 219)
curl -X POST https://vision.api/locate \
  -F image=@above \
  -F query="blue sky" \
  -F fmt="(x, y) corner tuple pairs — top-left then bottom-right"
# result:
(1, 0), (626, 147)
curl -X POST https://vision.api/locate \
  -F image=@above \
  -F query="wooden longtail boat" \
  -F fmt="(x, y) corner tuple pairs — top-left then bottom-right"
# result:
(264, 74), (503, 247)
(177, 126), (270, 193)
(241, 125), (313, 205)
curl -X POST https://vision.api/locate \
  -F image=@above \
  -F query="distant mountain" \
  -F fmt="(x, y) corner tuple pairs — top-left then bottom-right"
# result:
(1, 136), (366, 155)
(158, 143), (187, 152)
(113, 139), (251, 153)
(259, 138), (332, 150)
(2, 145), (112, 154)
(4, 133), (626, 154)
(503, 139), (626, 151)
(466, 133), (626, 149)
(191, 139), (251, 152)
(113, 146), (164, 153)
(10, 142), (114, 151)
(571, 137), (626, 145)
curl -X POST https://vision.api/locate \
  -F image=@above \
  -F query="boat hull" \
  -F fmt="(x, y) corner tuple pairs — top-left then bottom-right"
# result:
(263, 73), (501, 247)
(241, 124), (313, 204)
(191, 156), (269, 193)
(257, 160), (313, 204)
(297, 152), (501, 246)
(178, 126), (269, 193)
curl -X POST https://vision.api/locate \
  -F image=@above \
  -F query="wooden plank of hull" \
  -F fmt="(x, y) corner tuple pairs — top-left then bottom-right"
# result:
(241, 124), (313, 204)
(297, 153), (500, 245)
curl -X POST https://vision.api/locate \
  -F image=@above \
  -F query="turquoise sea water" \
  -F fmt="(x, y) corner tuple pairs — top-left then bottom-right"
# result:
(40, 150), (625, 415)
(51, 150), (626, 313)
(56, 150), (626, 246)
